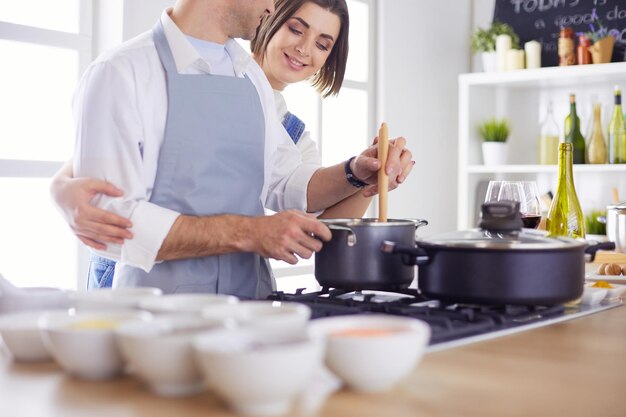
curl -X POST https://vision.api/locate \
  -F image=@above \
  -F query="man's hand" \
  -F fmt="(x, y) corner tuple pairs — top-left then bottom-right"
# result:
(350, 137), (414, 198)
(243, 210), (332, 265)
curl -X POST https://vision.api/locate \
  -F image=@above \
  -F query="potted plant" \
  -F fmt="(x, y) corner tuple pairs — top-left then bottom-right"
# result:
(584, 8), (618, 64)
(478, 118), (510, 165)
(471, 21), (519, 72)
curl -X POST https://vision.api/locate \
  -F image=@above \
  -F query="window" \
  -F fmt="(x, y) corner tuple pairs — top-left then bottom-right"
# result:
(273, 0), (377, 291)
(0, 1), (93, 289)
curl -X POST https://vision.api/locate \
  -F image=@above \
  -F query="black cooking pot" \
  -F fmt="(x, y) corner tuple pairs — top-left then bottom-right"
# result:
(382, 202), (615, 305)
(315, 218), (428, 290)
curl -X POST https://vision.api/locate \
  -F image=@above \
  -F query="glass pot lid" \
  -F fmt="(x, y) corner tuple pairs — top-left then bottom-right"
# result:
(418, 201), (585, 250)
(417, 228), (585, 250)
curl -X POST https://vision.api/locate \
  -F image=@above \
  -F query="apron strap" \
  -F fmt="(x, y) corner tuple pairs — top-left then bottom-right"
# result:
(152, 20), (178, 75)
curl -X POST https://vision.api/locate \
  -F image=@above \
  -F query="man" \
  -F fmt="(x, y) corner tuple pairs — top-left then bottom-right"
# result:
(73, 0), (409, 297)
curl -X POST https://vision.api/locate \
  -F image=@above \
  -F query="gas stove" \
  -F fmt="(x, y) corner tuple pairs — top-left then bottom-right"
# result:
(268, 287), (623, 352)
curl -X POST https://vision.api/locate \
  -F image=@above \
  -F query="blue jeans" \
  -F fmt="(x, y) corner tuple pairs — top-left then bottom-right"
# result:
(87, 254), (116, 290)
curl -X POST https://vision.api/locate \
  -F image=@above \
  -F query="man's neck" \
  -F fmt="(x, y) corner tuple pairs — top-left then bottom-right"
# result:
(171, 0), (229, 45)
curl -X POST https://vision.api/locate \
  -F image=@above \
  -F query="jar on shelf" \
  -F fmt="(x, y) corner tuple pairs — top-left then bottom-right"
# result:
(558, 27), (576, 66)
(577, 34), (592, 65)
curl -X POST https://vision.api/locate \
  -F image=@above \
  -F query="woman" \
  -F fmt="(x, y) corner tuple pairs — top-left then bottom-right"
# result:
(51, 0), (413, 289)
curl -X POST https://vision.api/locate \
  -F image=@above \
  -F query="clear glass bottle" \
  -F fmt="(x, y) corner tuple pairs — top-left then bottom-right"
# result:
(546, 143), (585, 238)
(538, 101), (559, 164)
(564, 94), (586, 164)
(608, 85), (626, 164)
(586, 102), (607, 164)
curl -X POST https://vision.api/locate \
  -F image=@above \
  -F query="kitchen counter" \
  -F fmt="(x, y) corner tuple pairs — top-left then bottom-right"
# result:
(1, 304), (625, 417)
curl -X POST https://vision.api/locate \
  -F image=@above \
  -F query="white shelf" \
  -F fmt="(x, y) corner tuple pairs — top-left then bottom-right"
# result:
(459, 62), (626, 89)
(468, 164), (626, 174)
(457, 63), (626, 230)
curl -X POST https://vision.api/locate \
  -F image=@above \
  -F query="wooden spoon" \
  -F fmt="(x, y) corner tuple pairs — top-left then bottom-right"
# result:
(378, 122), (389, 222)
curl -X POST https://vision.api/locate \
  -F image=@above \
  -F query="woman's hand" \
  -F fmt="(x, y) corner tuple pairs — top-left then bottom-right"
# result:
(50, 164), (133, 250)
(350, 137), (415, 197)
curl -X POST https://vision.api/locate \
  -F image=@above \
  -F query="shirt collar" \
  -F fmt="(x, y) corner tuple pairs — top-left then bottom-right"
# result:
(160, 8), (252, 76)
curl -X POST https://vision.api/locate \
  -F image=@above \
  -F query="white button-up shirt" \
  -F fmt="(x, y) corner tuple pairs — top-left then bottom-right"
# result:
(73, 9), (319, 272)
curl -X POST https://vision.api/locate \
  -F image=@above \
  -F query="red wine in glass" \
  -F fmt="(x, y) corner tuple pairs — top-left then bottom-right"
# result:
(521, 214), (541, 229)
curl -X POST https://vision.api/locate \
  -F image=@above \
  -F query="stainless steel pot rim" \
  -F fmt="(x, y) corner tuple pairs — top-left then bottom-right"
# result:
(607, 201), (626, 212)
(320, 218), (427, 227)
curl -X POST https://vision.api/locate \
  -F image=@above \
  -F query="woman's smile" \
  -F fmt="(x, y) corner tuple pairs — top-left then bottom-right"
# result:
(284, 52), (307, 70)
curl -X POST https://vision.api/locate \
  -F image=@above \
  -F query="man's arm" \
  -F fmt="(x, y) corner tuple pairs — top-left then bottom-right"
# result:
(157, 210), (331, 265)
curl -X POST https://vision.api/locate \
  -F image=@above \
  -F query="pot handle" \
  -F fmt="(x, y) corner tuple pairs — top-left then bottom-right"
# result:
(406, 218), (429, 229)
(584, 241), (615, 262)
(327, 224), (357, 247)
(380, 240), (430, 266)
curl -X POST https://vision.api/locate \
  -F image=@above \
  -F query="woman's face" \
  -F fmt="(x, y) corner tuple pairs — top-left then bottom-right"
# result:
(262, 2), (341, 91)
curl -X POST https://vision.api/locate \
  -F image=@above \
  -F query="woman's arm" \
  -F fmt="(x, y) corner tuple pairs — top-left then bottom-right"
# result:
(318, 191), (372, 219)
(50, 159), (133, 250)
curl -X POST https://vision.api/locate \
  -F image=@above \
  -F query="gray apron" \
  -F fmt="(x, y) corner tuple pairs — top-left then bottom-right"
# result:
(116, 21), (274, 298)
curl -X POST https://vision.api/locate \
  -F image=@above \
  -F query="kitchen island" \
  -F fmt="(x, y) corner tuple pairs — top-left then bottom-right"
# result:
(1, 303), (625, 417)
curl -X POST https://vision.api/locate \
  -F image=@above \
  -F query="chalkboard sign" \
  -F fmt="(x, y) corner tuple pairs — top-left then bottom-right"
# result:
(494, 0), (626, 67)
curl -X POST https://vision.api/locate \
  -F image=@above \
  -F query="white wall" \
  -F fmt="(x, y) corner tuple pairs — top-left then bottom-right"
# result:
(377, 0), (472, 235)
(122, 0), (174, 40)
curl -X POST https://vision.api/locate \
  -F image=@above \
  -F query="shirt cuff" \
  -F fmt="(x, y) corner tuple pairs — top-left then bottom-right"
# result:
(120, 201), (180, 272)
(283, 163), (321, 212)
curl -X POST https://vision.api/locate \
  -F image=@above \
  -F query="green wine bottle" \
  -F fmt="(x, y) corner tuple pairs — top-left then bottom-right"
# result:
(564, 94), (586, 164)
(608, 85), (626, 164)
(546, 143), (585, 238)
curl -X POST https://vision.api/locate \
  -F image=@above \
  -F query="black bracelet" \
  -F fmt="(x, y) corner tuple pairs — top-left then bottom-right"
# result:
(344, 156), (368, 188)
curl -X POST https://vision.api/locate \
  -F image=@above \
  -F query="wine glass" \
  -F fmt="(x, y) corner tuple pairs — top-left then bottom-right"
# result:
(484, 181), (542, 229)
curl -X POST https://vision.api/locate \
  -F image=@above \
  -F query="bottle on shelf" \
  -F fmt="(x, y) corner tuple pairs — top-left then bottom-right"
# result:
(608, 85), (626, 164)
(546, 143), (585, 238)
(586, 101), (607, 164)
(564, 94), (586, 164)
(538, 101), (559, 164)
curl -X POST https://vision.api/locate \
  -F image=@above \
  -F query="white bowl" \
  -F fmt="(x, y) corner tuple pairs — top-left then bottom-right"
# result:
(0, 287), (73, 313)
(39, 309), (151, 380)
(309, 315), (431, 392)
(139, 294), (238, 316)
(201, 301), (310, 337)
(581, 286), (608, 305)
(0, 310), (56, 362)
(116, 314), (224, 397)
(193, 327), (323, 417)
(71, 287), (162, 310)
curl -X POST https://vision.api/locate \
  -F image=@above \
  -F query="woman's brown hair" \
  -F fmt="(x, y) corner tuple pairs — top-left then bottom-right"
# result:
(251, 0), (349, 98)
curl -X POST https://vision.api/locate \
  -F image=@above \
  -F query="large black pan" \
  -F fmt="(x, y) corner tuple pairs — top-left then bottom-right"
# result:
(383, 202), (615, 305)
(315, 218), (428, 290)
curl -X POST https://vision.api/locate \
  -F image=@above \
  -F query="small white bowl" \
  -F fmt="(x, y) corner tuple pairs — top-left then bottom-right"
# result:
(193, 327), (323, 417)
(0, 310), (57, 362)
(39, 309), (151, 380)
(0, 287), (73, 313)
(309, 315), (431, 392)
(71, 287), (162, 311)
(581, 287), (608, 306)
(201, 301), (310, 337)
(116, 314), (224, 397)
(139, 294), (238, 316)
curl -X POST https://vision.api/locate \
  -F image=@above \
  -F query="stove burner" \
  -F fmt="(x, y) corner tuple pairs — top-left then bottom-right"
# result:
(268, 288), (566, 345)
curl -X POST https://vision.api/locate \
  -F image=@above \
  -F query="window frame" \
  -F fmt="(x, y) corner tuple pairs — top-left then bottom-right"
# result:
(0, 1), (94, 288)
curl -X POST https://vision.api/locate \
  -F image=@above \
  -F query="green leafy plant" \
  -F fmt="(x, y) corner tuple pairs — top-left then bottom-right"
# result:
(585, 210), (606, 235)
(478, 118), (510, 143)
(471, 21), (520, 53)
